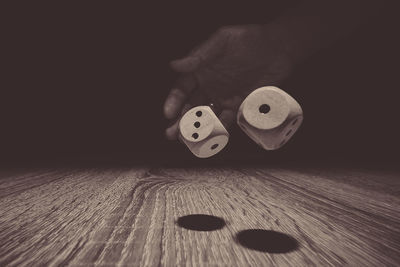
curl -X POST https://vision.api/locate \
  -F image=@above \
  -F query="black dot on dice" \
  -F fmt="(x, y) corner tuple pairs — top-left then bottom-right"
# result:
(192, 133), (199, 139)
(194, 121), (200, 128)
(259, 104), (270, 114)
(196, 111), (202, 117)
(211, 144), (219, 150)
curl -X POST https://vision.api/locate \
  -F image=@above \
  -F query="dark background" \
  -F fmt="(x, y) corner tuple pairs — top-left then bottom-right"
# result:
(1, 1), (399, 166)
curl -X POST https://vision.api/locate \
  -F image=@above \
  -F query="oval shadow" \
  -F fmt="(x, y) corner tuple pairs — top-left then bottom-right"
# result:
(177, 214), (226, 231)
(236, 229), (299, 253)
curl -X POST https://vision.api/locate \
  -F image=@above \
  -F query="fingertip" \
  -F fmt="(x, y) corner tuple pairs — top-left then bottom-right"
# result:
(165, 121), (180, 140)
(164, 88), (187, 120)
(163, 102), (176, 120)
(165, 128), (176, 140)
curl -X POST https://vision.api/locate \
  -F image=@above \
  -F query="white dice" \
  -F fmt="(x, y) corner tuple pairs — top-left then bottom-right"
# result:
(179, 106), (229, 158)
(237, 86), (303, 150)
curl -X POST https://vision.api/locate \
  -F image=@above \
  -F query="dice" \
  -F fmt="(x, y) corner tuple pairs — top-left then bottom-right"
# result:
(237, 86), (303, 150)
(179, 106), (229, 158)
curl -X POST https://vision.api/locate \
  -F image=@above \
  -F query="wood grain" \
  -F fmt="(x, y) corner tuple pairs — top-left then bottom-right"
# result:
(0, 166), (399, 266)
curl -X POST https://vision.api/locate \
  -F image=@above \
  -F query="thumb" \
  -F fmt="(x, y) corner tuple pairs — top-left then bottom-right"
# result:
(170, 29), (228, 73)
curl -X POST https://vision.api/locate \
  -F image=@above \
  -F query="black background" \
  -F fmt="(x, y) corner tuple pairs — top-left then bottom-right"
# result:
(1, 1), (399, 166)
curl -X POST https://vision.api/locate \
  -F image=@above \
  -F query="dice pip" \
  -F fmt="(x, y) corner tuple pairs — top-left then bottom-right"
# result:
(237, 86), (303, 150)
(179, 106), (229, 158)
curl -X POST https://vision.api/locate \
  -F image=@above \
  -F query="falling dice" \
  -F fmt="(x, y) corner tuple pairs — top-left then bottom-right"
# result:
(237, 86), (303, 150)
(179, 106), (229, 158)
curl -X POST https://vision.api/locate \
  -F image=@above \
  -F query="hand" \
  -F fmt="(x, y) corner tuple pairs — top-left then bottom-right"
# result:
(163, 24), (295, 140)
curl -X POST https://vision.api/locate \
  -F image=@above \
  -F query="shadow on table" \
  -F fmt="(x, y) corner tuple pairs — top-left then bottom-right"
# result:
(176, 214), (226, 231)
(235, 229), (299, 253)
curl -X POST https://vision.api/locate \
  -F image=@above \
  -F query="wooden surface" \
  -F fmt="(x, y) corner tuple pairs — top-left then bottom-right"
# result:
(0, 166), (399, 266)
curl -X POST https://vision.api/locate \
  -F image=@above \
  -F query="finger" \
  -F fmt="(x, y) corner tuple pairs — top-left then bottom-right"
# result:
(218, 109), (236, 129)
(170, 30), (228, 73)
(170, 56), (202, 73)
(219, 95), (243, 110)
(165, 104), (192, 140)
(164, 74), (196, 119)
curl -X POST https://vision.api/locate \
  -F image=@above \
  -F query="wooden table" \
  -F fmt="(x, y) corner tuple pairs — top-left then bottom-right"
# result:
(0, 166), (399, 266)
